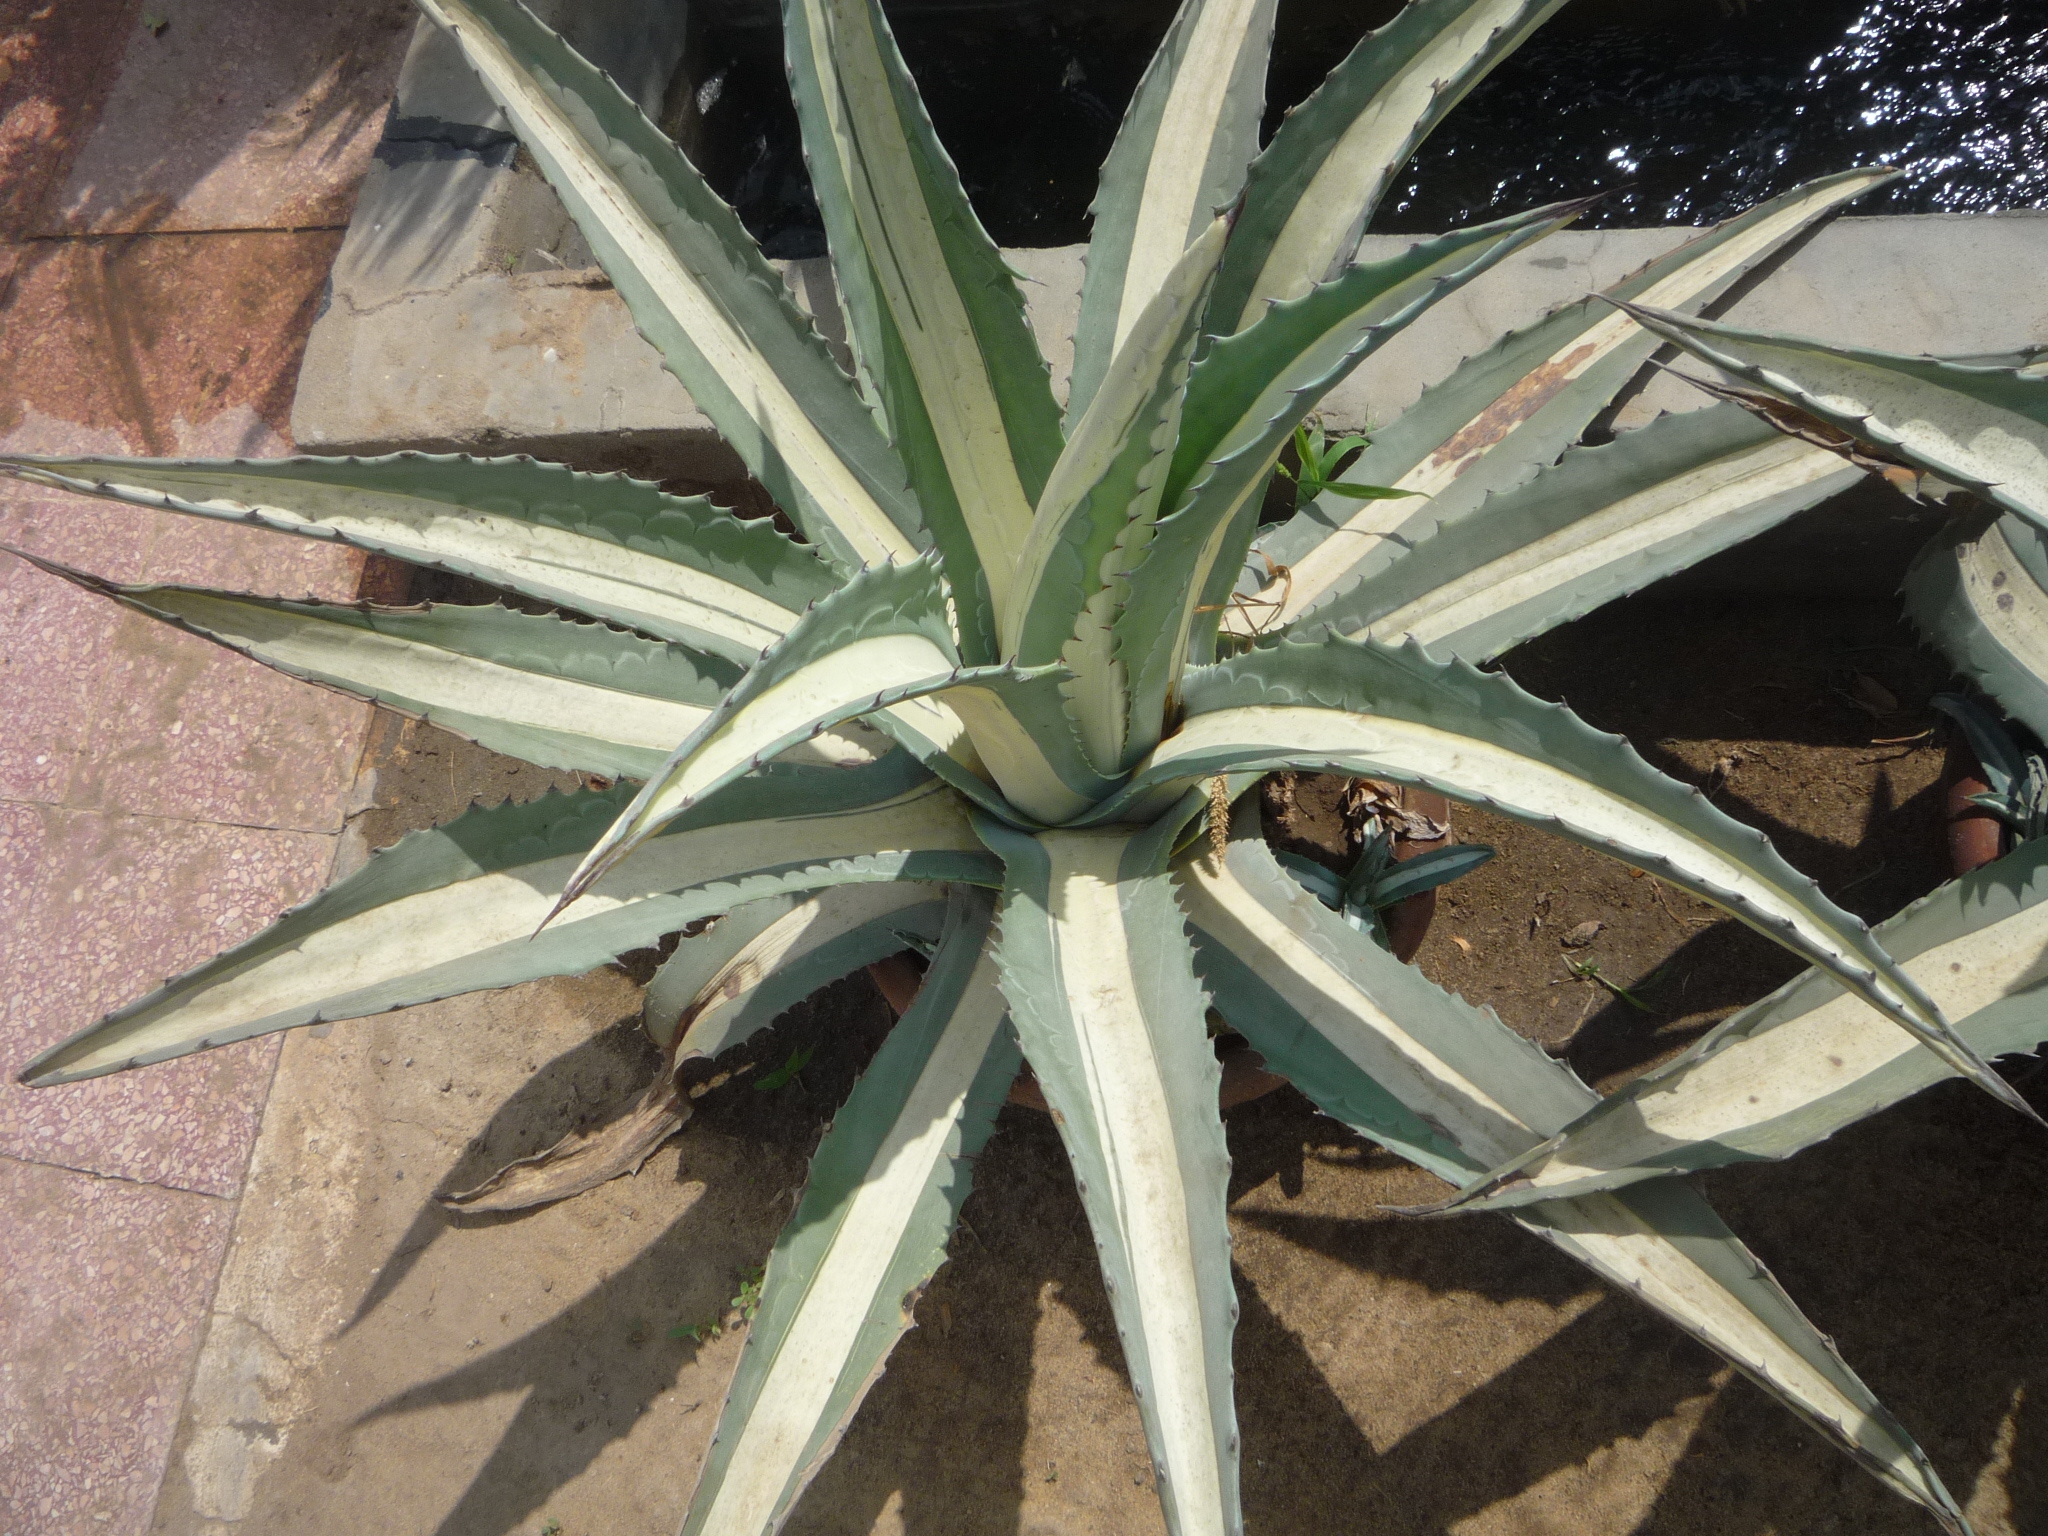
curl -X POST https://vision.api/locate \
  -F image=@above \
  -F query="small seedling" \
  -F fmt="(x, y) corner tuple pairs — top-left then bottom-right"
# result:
(141, 11), (168, 34)
(753, 1044), (814, 1092)
(1276, 421), (1417, 505)
(540, 1520), (562, 1536)
(669, 1266), (768, 1343)
(1567, 958), (1659, 1013)
(730, 1265), (766, 1326)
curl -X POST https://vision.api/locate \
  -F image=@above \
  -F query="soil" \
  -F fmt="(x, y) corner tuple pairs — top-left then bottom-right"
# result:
(211, 506), (2048, 1536)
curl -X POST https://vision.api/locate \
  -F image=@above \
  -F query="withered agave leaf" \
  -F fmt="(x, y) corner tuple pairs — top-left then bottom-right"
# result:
(1611, 299), (2048, 530)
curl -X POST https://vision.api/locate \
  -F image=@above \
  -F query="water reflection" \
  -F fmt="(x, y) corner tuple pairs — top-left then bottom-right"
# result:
(1384, 0), (2047, 230)
(693, 0), (2046, 248)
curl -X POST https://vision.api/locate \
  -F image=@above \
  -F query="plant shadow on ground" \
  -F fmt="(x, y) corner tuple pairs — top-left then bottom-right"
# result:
(345, 1040), (2047, 1536)
(339, 496), (2044, 1534)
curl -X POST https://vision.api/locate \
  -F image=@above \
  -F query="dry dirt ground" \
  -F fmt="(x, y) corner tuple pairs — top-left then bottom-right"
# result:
(154, 502), (2048, 1536)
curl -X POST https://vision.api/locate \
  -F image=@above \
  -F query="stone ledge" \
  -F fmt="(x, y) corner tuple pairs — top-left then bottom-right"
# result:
(297, 201), (2048, 479)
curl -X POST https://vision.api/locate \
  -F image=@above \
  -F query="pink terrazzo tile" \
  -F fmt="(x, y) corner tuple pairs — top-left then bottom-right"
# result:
(0, 549), (123, 804)
(0, 1155), (235, 1536)
(0, 803), (334, 1195)
(0, 230), (346, 459)
(41, 0), (414, 237)
(0, 0), (138, 242)
(65, 607), (370, 833)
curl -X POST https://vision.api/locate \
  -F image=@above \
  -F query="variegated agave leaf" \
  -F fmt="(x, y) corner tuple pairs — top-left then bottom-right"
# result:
(1206, 0), (1568, 334)
(782, 0), (1063, 658)
(2, 547), (896, 784)
(1179, 811), (1971, 1533)
(1233, 168), (1900, 633)
(1291, 401), (1860, 661)
(981, 813), (1243, 1536)
(1118, 199), (1589, 763)
(1905, 509), (2048, 742)
(1113, 633), (2037, 1121)
(1442, 835), (2048, 1214)
(1612, 299), (2048, 531)
(414, 0), (924, 572)
(0, 452), (836, 663)
(20, 756), (992, 1087)
(681, 888), (1018, 1535)
(1069, 0), (1277, 420)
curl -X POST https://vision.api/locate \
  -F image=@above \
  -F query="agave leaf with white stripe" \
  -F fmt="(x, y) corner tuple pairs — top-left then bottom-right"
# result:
(1205, 0), (1566, 335)
(1178, 818), (1969, 1533)
(1012, 221), (1229, 773)
(0, 452), (834, 663)
(981, 817), (1241, 1536)
(420, 0), (921, 571)
(645, 883), (949, 1057)
(1447, 836), (2048, 1213)
(19, 755), (994, 1087)
(1107, 633), (2038, 1120)
(1298, 402), (1860, 661)
(1238, 169), (1899, 632)
(783, 0), (1063, 649)
(1010, 219), (1229, 668)
(939, 666), (1120, 825)
(1114, 203), (1582, 766)
(679, 889), (1018, 1536)
(1616, 300), (2048, 532)
(8, 553), (896, 784)
(1904, 510), (2048, 742)
(1068, 0), (1277, 420)
(555, 557), (1032, 906)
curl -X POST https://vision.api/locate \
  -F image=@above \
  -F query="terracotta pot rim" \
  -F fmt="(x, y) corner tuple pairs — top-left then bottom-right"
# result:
(1944, 737), (2006, 879)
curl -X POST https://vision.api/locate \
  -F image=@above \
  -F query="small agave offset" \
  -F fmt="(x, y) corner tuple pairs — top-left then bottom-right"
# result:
(6, 0), (2039, 1530)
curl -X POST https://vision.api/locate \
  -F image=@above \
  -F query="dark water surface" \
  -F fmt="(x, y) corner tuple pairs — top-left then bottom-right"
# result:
(688, 0), (2047, 254)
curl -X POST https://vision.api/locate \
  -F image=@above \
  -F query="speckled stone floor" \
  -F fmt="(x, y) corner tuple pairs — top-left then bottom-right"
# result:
(0, 2), (414, 1529)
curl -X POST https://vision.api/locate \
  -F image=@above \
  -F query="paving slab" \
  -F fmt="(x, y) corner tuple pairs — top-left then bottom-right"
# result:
(0, 551), (118, 804)
(68, 608), (371, 832)
(0, 1153), (236, 1536)
(0, 226), (356, 458)
(39, 0), (415, 237)
(0, 0), (139, 245)
(0, 801), (335, 1195)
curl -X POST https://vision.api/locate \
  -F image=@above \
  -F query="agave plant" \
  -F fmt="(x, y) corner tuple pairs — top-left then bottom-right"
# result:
(6, 0), (2033, 1530)
(1422, 292), (2048, 1253)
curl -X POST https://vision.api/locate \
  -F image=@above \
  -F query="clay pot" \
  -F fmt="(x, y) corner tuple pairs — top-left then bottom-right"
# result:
(867, 782), (1454, 1113)
(1944, 737), (2006, 878)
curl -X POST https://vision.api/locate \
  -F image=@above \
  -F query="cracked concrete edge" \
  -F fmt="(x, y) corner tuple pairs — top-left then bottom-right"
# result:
(147, 1031), (383, 1532)
(143, 752), (387, 1532)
